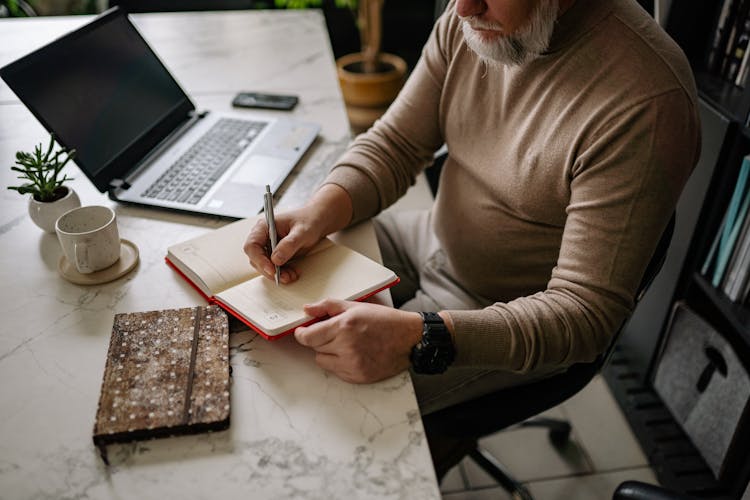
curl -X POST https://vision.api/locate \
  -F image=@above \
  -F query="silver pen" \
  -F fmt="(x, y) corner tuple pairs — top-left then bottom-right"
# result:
(263, 185), (280, 286)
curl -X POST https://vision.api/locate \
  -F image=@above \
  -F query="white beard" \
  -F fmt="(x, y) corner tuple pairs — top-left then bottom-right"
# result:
(460, 0), (560, 66)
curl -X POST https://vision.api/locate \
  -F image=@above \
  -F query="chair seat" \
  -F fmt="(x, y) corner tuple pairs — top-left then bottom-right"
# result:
(422, 358), (600, 439)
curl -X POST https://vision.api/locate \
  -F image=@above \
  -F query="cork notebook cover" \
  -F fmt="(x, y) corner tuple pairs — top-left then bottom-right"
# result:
(93, 305), (230, 463)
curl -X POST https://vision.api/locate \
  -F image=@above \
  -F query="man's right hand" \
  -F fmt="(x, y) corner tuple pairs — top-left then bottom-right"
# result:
(242, 183), (354, 283)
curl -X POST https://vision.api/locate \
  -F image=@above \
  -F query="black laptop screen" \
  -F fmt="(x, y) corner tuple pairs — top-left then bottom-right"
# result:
(0, 9), (193, 190)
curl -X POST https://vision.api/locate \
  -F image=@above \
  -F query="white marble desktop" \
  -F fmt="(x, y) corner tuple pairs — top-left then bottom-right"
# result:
(0, 10), (439, 499)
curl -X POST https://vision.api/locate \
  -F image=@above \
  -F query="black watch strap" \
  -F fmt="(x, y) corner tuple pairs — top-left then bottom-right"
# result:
(410, 312), (456, 375)
(421, 311), (442, 325)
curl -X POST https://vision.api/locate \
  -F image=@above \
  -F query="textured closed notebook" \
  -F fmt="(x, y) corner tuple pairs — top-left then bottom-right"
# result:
(93, 305), (230, 463)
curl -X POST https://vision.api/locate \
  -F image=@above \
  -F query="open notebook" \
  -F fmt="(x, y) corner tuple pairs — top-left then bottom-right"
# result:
(166, 218), (399, 339)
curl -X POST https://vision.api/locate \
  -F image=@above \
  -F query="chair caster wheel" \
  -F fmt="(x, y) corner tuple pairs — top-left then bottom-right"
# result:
(549, 422), (571, 447)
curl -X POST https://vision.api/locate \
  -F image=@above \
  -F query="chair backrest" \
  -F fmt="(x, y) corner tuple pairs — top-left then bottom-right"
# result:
(423, 212), (676, 438)
(601, 212), (675, 367)
(635, 213), (675, 303)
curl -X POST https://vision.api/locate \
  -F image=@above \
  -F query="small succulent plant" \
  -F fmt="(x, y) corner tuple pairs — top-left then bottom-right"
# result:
(8, 134), (76, 202)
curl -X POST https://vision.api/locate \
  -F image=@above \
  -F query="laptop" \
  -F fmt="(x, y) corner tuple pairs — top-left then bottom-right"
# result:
(0, 7), (320, 219)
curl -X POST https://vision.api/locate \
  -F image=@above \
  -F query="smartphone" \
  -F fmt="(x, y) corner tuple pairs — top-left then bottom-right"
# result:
(232, 92), (299, 111)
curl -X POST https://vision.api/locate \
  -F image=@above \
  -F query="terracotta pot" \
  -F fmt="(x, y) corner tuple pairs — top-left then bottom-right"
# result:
(337, 52), (407, 132)
(28, 186), (81, 233)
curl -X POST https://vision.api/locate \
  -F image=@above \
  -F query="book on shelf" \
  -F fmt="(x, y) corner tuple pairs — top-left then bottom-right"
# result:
(703, 155), (750, 290)
(733, 9), (750, 87)
(166, 217), (399, 339)
(720, 0), (750, 78)
(93, 305), (231, 464)
(722, 205), (750, 301)
(701, 209), (727, 277)
(727, 19), (750, 85)
(716, 159), (750, 291)
(735, 39), (750, 87)
(708, 0), (744, 74)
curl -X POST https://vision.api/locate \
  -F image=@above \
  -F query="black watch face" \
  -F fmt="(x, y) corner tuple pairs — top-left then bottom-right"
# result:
(411, 342), (454, 375)
(412, 312), (455, 374)
(427, 347), (452, 374)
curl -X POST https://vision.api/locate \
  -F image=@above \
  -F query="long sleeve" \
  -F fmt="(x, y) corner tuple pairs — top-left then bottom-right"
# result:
(324, 6), (454, 223)
(325, 0), (701, 372)
(447, 88), (700, 370)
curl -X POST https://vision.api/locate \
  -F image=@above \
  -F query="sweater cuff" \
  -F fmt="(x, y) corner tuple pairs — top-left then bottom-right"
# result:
(324, 165), (381, 224)
(445, 309), (516, 369)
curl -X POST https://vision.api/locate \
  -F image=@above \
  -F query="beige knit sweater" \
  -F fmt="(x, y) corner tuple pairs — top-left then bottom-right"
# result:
(325, 0), (701, 371)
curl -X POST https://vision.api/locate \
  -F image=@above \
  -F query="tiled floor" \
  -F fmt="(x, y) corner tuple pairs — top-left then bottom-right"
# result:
(438, 376), (659, 500)
(387, 174), (660, 499)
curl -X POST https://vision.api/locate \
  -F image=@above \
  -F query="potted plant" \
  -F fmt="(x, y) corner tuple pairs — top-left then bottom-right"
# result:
(8, 134), (81, 233)
(335, 0), (407, 132)
(276, 0), (407, 132)
(0, 0), (36, 17)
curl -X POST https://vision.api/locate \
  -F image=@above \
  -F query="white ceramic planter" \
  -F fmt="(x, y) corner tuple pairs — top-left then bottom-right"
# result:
(28, 187), (81, 233)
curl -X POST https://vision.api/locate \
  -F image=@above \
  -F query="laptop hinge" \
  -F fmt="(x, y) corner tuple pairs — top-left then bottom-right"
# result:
(110, 178), (128, 189)
(108, 178), (128, 198)
(121, 110), (210, 186)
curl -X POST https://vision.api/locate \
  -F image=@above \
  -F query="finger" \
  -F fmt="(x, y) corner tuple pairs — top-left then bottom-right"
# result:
(243, 219), (268, 256)
(295, 300), (353, 347)
(272, 224), (314, 266)
(243, 220), (276, 277)
(279, 265), (299, 284)
(294, 318), (338, 348)
(302, 298), (349, 318)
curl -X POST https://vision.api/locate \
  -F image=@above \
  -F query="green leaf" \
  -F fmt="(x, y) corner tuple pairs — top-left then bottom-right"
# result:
(275, 0), (323, 7)
(7, 133), (75, 198)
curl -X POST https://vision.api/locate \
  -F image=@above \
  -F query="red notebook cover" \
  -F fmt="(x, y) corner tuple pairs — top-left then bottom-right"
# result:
(166, 257), (399, 340)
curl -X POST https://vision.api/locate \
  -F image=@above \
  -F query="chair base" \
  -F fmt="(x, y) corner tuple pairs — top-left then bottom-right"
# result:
(462, 417), (571, 500)
(520, 417), (572, 447)
(469, 447), (534, 500)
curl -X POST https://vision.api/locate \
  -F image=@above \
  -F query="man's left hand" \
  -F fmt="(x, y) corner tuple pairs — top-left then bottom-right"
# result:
(294, 299), (423, 384)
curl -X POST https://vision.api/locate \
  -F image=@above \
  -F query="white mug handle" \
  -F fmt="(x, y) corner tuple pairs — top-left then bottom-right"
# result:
(74, 241), (92, 274)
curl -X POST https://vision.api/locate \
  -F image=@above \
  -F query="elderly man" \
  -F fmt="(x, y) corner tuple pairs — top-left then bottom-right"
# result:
(244, 0), (700, 415)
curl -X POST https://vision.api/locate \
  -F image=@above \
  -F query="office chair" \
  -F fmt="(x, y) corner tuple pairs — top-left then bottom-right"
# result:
(421, 211), (676, 500)
(612, 481), (698, 500)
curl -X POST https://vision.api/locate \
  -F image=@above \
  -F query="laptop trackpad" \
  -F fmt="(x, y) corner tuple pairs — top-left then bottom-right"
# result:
(207, 182), (264, 216)
(231, 155), (289, 186)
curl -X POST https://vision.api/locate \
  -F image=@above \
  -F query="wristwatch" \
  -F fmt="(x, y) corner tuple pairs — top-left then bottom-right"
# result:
(410, 312), (456, 374)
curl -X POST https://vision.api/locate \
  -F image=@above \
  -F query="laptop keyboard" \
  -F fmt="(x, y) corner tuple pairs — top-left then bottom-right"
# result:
(142, 118), (267, 205)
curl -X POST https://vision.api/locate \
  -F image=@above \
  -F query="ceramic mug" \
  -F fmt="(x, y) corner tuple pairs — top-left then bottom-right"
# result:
(56, 206), (121, 274)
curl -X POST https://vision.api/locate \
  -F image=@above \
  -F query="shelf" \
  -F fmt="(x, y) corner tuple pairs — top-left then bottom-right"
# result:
(695, 71), (749, 125)
(692, 272), (750, 343)
(603, 349), (734, 499)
